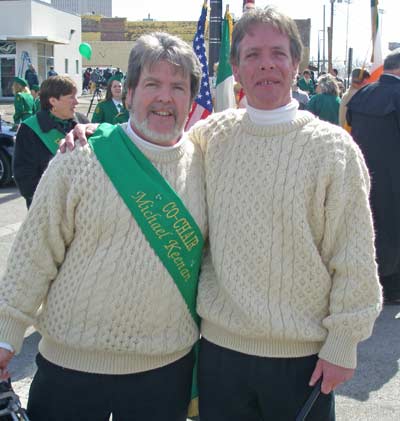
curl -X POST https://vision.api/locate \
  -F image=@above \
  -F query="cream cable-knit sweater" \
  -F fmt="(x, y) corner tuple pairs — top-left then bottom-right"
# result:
(0, 123), (207, 374)
(190, 109), (382, 369)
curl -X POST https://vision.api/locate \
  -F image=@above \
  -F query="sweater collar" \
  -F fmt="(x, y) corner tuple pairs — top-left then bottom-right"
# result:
(121, 120), (188, 163)
(241, 109), (316, 137)
(246, 99), (299, 126)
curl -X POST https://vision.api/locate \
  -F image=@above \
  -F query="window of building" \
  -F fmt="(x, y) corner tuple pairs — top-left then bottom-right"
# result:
(0, 42), (16, 97)
(38, 43), (54, 81)
(65, 58), (69, 74)
(0, 41), (16, 55)
(75, 59), (79, 74)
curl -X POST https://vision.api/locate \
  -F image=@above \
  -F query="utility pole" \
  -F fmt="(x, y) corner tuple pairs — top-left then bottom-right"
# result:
(209, 0), (223, 77)
(328, 0), (335, 73)
(322, 5), (326, 73)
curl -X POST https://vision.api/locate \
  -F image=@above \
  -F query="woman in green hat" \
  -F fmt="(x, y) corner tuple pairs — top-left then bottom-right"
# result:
(12, 77), (35, 125)
(91, 76), (128, 124)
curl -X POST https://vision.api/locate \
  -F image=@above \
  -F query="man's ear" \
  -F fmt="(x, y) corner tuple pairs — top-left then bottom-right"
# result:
(292, 62), (300, 80)
(232, 63), (241, 85)
(126, 88), (134, 110)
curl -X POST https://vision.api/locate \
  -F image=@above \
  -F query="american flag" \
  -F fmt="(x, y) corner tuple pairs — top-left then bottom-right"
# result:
(185, 2), (213, 131)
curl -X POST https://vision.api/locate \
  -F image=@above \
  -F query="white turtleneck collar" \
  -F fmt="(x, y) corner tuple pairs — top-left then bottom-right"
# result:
(125, 118), (186, 152)
(246, 99), (300, 126)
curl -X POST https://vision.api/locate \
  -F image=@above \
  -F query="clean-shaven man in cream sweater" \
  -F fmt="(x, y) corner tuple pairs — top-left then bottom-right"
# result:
(189, 6), (382, 421)
(45, 7), (381, 420)
(0, 33), (207, 421)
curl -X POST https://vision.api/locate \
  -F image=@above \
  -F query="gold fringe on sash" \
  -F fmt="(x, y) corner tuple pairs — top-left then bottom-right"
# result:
(187, 396), (199, 419)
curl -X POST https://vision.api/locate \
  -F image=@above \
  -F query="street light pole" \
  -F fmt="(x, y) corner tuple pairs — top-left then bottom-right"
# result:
(328, 0), (335, 73)
(318, 30), (324, 74)
(322, 4), (326, 73)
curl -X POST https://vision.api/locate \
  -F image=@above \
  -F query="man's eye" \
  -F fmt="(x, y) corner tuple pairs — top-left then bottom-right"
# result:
(246, 52), (257, 59)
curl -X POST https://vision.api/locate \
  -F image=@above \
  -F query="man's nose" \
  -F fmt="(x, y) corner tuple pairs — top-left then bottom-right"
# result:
(259, 54), (275, 71)
(156, 86), (173, 102)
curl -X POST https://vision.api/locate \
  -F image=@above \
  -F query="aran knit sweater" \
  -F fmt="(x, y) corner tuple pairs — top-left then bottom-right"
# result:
(189, 109), (382, 369)
(0, 123), (207, 374)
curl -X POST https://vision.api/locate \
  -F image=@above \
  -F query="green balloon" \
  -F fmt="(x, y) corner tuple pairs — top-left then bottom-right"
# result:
(79, 43), (92, 60)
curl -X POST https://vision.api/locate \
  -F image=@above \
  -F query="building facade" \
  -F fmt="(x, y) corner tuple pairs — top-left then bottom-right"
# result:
(51, 0), (111, 17)
(80, 16), (310, 73)
(0, 0), (82, 98)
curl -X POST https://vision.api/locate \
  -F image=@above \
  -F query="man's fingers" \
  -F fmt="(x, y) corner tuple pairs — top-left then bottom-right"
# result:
(320, 378), (334, 394)
(0, 349), (14, 380)
(309, 359), (323, 386)
(315, 358), (355, 394)
(58, 138), (67, 153)
(0, 369), (10, 380)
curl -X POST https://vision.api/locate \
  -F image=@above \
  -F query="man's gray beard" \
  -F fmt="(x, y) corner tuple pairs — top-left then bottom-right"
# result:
(130, 111), (184, 145)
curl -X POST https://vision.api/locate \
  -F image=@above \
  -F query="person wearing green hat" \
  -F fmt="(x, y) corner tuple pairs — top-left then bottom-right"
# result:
(91, 76), (128, 124)
(12, 77), (35, 125)
(31, 84), (41, 113)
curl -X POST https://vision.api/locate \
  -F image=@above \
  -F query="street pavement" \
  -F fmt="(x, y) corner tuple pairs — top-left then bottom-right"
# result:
(0, 95), (399, 419)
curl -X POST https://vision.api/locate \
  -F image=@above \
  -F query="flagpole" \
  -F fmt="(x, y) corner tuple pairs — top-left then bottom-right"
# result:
(209, 0), (223, 77)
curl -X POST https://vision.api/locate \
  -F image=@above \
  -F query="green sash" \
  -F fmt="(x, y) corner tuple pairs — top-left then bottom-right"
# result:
(88, 123), (203, 416)
(23, 115), (64, 155)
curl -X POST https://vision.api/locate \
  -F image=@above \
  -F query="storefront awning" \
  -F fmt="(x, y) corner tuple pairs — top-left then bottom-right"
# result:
(0, 36), (69, 45)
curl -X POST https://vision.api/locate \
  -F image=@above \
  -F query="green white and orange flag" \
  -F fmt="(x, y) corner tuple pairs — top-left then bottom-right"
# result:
(215, 7), (236, 111)
(369, 0), (383, 82)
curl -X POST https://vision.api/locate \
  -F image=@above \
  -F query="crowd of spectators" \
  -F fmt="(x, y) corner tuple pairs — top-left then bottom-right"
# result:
(82, 67), (124, 93)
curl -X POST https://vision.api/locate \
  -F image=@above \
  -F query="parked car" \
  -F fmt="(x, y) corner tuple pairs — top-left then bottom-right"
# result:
(0, 119), (16, 186)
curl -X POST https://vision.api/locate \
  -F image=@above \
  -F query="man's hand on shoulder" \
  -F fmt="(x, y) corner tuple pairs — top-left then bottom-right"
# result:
(59, 123), (99, 153)
(309, 358), (355, 394)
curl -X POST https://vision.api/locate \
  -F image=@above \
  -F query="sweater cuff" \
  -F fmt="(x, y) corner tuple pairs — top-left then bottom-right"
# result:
(0, 316), (29, 354)
(318, 329), (358, 369)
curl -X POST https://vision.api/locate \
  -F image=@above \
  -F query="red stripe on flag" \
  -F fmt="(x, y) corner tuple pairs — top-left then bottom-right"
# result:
(185, 103), (211, 131)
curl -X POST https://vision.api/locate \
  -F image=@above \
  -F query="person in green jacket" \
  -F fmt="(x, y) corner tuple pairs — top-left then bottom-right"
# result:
(31, 84), (41, 113)
(91, 76), (127, 124)
(12, 77), (35, 125)
(306, 74), (341, 125)
(112, 89), (129, 124)
(298, 69), (315, 96)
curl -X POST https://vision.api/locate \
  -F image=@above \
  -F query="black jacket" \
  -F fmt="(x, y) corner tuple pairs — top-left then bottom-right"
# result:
(13, 110), (89, 207)
(24, 69), (39, 89)
(347, 74), (400, 276)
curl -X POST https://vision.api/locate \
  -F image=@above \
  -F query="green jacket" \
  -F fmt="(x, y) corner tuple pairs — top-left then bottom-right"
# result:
(298, 77), (315, 96)
(13, 92), (35, 124)
(306, 93), (341, 125)
(113, 108), (129, 124)
(34, 97), (41, 114)
(91, 100), (125, 124)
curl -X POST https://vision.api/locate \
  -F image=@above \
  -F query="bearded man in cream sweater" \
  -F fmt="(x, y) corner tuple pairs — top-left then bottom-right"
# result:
(0, 33), (207, 421)
(189, 7), (382, 421)
(45, 7), (381, 421)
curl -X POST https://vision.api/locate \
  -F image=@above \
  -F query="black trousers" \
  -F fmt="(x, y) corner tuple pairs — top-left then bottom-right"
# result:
(27, 352), (193, 421)
(381, 273), (400, 301)
(198, 338), (335, 421)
